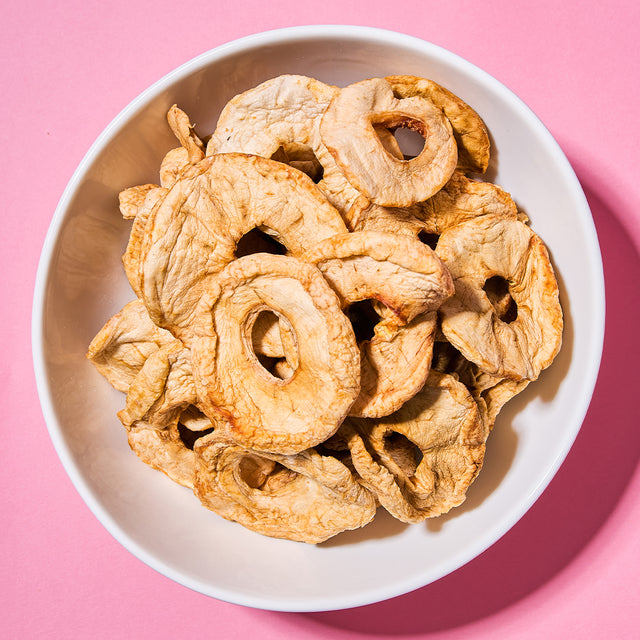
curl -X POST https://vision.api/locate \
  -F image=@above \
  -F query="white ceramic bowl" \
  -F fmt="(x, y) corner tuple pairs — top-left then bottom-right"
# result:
(32, 25), (605, 612)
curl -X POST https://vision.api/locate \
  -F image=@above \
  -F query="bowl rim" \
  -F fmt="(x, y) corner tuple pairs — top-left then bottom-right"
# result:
(32, 24), (606, 612)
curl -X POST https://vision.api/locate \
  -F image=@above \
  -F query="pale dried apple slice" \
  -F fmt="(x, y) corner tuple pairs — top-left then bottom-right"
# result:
(347, 370), (488, 522)
(386, 75), (490, 173)
(166, 104), (205, 164)
(193, 432), (377, 543)
(86, 299), (176, 393)
(320, 77), (458, 207)
(436, 214), (563, 380)
(207, 74), (364, 218)
(154, 106), (206, 190)
(191, 254), (360, 455)
(305, 231), (452, 417)
(139, 153), (347, 335)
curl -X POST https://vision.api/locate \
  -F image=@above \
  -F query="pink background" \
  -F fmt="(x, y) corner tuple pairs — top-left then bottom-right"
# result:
(3, 0), (639, 637)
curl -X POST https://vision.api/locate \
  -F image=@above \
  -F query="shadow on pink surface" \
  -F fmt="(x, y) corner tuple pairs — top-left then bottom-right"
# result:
(294, 161), (640, 634)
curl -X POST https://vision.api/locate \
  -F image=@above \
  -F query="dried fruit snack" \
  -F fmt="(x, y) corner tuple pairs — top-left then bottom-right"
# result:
(87, 73), (562, 543)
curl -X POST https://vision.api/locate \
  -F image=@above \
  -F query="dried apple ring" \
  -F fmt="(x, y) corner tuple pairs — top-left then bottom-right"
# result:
(89, 300), (211, 488)
(306, 231), (453, 325)
(139, 153), (347, 335)
(127, 407), (214, 490)
(306, 231), (453, 417)
(346, 370), (488, 523)
(207, 74), (363, 217)
(86, 298), (175, 393)
(320, 77), (458, 207)
(191, 254), (360, 455)
(413, 171), (521, 231)
(114, 337), (213, 489)
(351, 171), (520, 242)
(436, 214), (563, 380)
(385, 75), (490, 173)
(193, 432), (376, 543)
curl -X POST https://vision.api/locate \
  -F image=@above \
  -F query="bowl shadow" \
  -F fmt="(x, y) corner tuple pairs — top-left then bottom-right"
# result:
(281, 157), (640, 634)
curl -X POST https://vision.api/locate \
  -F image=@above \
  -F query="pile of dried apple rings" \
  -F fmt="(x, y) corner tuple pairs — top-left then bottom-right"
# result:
(88, 74), (562, 543)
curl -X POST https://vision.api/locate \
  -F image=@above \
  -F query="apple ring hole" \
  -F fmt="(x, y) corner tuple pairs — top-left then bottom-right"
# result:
(392, 126), (427, 160)
(418, 230), (439, 250)
(374, 118), (427, 160)
(346, 299), (380, 343)
(483, 275), (518, 324)
(383, 431), (424, 477)
(250, 309), (298, 381)
(177, 421), (214, 450)
(238, 455), (297, 492)
(271, 143), (324, 183)
(235, 227), (287, 258)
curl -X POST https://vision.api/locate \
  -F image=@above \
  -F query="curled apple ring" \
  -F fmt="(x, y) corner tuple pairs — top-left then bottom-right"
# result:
(351, 170), (521, 241)
(191, 254), (360, 455)
(207, 74), (363, 218)
(346, 370), (488, 523)
(193, 432), (376, 543)
(385, 75), (490, 173)
(86, 298), (175, 393)
(139, 153), (347, 335)
(306, 231), (453, 417)
(431, 338), (530, 431)
(320, 77), (458, 207)
(436, 214), (563, 380)
(127, 406), (213, 490)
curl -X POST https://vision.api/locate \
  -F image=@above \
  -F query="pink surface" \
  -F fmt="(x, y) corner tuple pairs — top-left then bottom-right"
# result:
(3, 0), (639, 637)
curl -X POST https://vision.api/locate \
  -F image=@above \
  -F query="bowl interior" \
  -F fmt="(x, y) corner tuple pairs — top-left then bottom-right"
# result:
(34, 26), (604, 612)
